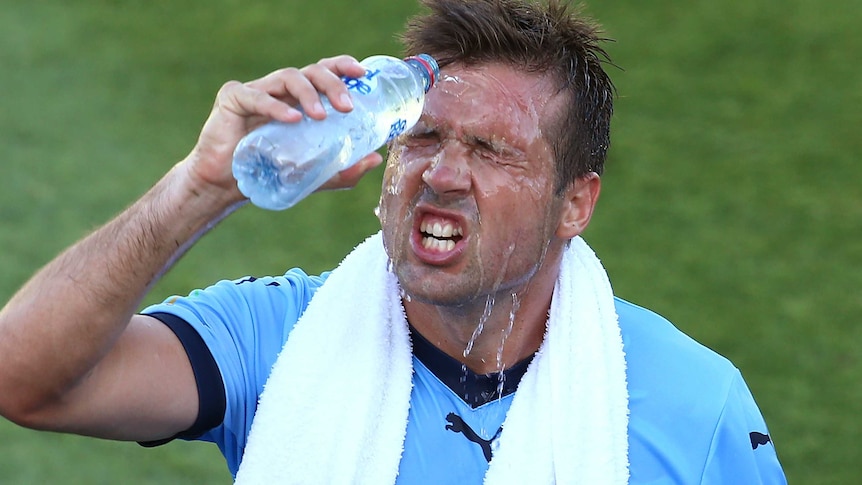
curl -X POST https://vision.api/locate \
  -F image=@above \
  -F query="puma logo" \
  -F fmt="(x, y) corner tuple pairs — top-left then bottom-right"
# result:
(445, 412), (502, 462)
(750, 431), (772, 450)
(235, 276), (280, 287)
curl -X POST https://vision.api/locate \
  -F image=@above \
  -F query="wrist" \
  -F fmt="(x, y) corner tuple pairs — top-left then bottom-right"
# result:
(155, 158), (247, 236)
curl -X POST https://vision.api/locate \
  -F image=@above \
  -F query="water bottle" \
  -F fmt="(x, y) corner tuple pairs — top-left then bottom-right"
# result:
(231, 54), (440, 210)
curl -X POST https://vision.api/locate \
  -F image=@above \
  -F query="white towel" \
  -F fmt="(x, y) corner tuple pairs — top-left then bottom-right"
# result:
(235, 232), (629, 484)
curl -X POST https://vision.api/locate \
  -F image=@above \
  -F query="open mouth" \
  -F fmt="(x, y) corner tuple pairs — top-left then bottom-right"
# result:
(419, 216), (464, 253)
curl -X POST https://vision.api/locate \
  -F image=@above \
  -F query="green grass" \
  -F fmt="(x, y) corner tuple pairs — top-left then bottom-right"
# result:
(1, 0), (859, 483)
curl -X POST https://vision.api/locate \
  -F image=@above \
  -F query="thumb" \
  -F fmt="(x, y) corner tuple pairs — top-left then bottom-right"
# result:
(318, 152), (384, 191)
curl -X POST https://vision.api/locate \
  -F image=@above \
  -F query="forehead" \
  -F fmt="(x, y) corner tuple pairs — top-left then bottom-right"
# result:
(421, 62), (560, 144)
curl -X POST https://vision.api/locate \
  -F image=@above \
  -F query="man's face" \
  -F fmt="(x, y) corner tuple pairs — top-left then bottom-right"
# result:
(378, 62), (566, 306)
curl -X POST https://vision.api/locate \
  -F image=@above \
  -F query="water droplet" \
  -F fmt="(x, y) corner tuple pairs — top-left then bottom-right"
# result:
(463, 294), (494, 357)
(496, 292), (520, 398)
(496, 373), (507, 402)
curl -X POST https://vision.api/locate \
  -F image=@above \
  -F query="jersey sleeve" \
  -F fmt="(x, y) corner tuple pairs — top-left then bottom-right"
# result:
(141, 268), (328, 474)
(700, 371), (787, 484)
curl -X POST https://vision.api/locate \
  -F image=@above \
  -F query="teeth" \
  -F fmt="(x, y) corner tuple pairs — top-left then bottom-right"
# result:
(433, 222), (444, 237)
(418, 217), (463, 254)
(421, 237), (456, 252)
(420, 219), (462, 238)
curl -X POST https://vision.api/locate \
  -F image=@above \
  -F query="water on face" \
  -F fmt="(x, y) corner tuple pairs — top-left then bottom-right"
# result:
(384, 147), (410, 197)
(385, 65), (564, 394)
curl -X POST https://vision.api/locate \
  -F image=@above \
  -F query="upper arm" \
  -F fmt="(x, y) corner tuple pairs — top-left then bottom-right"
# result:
(23, 269), (323, 453)
(29, 314), (200, 442)
(700, 372), (787, 484)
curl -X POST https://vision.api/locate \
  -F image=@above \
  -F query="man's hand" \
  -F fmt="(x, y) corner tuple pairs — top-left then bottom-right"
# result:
(184, 55), (383, 202)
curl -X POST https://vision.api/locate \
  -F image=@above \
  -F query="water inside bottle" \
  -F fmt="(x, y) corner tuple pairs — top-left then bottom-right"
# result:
(233, 134), (344, 210)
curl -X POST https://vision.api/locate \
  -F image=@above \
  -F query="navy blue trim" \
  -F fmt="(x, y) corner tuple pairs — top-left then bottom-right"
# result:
(409, 325), (533, 409)
(137, 312), (226, 447)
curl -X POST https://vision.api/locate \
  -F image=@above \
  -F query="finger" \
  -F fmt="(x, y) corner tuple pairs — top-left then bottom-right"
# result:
(315, 56), (367, 112)
(316, 55), (366, 78)
(246, 55), (363, 95)
(245, 67), (326, 119)
(318, 152), (384, 191)
(216, 80), (302, 124)
(245, 56), (366, 120)
(299, 55), (368, 114)
(295, 63), (350, 118)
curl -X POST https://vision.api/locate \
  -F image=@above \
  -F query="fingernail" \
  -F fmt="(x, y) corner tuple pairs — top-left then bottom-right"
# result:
(340, 93), (353, 109)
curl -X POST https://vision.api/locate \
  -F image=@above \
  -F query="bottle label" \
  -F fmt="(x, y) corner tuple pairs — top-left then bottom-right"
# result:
(387, 119), (408, 141)
(342, 68), (382, 95)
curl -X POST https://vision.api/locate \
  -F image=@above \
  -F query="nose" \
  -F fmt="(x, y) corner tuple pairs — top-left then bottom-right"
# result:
(421, 142), (472, 195)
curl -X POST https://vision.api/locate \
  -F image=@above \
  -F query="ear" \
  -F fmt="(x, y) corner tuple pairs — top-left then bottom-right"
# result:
(556, 172), (601, 239)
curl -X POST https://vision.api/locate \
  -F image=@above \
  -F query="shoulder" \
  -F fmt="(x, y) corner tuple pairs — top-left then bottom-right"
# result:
(141, 267), (333, 383)
(211, 268), (330, 307)
(615, 297), (737, 386)
(614, 297), (738, 446)
(140, 268), (333, 475)
(147, 268), (330, 335)
(615, 298), (786, 482)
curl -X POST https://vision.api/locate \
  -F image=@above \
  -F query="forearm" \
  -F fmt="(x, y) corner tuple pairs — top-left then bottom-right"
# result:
(0, 159), (243, 419)
(0, 56), (379, 433)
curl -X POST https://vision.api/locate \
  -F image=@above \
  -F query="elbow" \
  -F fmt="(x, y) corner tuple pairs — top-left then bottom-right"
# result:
(0, 329), (69, 430)
(0, 382), (63, 431)
(0, 407), (43, 431)
(0, 402), (36, 430)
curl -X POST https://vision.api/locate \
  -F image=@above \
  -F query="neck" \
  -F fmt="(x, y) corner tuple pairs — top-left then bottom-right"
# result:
(404, 252), (561, 375)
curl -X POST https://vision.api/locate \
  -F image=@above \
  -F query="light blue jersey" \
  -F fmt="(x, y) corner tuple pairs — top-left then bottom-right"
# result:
(143, 269), (786, 484)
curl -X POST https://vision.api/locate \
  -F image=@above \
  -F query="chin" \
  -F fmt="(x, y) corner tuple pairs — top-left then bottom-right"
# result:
(396, 275), (477, 308)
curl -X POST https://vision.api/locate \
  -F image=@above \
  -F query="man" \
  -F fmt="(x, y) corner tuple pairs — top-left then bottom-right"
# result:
(0, 0), (785, 483)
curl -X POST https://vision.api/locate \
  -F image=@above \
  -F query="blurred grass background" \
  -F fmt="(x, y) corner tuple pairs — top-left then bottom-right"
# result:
(0, 0), (858, 483)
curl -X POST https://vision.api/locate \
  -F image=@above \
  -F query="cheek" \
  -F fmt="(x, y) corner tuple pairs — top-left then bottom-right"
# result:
(471, 164), (551, 204)
(378, 146), (427, 219)
(382, 147), (407, 192)
(474, 173), (560, 239)
(385, 144), (444, 192)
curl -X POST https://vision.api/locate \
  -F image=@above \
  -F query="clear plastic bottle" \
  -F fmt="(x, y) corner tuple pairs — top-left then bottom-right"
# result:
(231, 54), (439, 210)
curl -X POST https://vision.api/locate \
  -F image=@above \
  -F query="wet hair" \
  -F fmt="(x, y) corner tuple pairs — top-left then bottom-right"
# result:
(401, 0), (615, 194)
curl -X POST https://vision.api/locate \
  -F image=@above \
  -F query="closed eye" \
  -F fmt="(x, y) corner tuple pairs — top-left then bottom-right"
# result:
(475, 138), (503, 155)
(400, 127), (440, 147)
(466, 135), (501, 154)
(466, 135), (525, 167)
